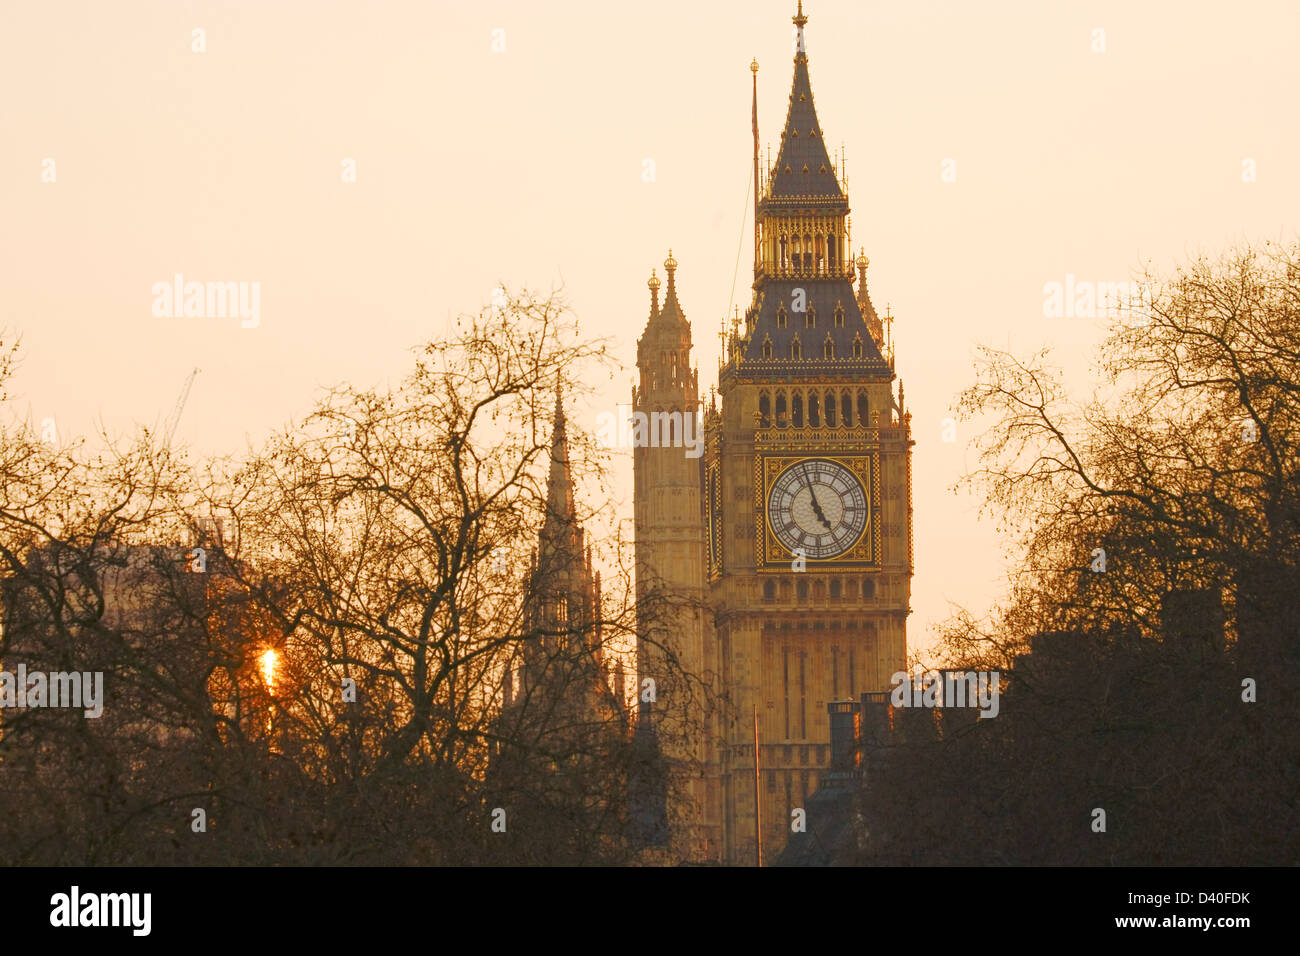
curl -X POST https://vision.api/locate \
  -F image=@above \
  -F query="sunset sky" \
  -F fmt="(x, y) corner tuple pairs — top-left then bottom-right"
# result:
(3, 0), (1297, 660)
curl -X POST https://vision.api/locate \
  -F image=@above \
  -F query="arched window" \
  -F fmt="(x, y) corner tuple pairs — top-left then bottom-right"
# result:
(777, 306), (788, 329)
(802, 234), (813, 273)
(797, 579), (809, 601)
(825, 392), (837, 427)
(779, 236), (788, 271)
(759, 392), (771, 427)
(852, 333), (863, 358)
(791, 337), (801, 360)
(763, 580), (776, 601)
(857, 391), (869, 426)
(813, 580), (826, 600)
(791, 393), (803, 427)
(840, 392), (852, 426)
(830, 578), (842, 599)
(828, 234), (838, 272)
(834, 303), (845, 327)
(806, 307), (816, 328)
(808, 393), (821, 427)
(776, 392), (788, 426)
(824, 335), (834, 359)
(763, 335), (773, 359)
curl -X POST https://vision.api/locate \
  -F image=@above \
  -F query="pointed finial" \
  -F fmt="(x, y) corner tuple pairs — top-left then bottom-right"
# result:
(648, 268), (660, 315)
(794, 1), (807, 28)
(751, 57), (759, 74)
(663, 249), (679, 302)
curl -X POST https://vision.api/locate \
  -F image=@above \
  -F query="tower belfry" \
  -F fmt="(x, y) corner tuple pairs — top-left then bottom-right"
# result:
(633, 2), (913, 864)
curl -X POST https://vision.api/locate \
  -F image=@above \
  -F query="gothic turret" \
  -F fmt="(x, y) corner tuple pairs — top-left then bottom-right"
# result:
(631, 251), (715, 858)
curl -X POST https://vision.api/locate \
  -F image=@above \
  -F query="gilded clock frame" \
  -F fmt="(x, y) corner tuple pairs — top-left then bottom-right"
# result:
(754, 444), (881, 572)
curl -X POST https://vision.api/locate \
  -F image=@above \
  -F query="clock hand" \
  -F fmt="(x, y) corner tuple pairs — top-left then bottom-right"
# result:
(802, 466), (834, 531)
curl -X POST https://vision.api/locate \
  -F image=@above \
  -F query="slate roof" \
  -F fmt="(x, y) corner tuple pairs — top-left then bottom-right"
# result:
(725, 279), (891, 384)
(763, 46), (844, 206)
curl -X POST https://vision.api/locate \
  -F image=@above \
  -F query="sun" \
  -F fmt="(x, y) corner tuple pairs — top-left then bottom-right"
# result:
(258, 648), (279, 695)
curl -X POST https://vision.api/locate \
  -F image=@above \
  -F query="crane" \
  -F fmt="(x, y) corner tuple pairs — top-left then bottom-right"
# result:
(162, 366), (200, 453)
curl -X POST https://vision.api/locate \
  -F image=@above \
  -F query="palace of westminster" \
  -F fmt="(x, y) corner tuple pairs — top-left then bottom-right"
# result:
(527, 4), (913, 864)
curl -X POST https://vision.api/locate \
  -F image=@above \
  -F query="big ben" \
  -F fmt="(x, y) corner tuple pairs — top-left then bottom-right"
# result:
(635, 1), (912, 865)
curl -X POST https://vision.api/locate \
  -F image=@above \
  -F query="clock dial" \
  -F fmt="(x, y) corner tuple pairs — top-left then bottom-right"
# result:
(767, 458), (869, 560)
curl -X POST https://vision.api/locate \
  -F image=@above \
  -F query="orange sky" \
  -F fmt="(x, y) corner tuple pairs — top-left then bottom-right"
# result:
(3, 0), (1297, 660)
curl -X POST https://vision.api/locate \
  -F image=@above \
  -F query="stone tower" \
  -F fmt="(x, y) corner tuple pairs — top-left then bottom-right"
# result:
(632, 253), (721, 859)
(634, 2), (913, 864)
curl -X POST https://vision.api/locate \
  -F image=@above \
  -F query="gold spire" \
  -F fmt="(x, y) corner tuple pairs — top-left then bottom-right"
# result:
(793, 1), (807, 29)
(648, 268), (660, 315)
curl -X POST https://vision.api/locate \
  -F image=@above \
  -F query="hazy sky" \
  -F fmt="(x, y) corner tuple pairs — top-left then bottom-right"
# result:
(3, 0), (1297, 660)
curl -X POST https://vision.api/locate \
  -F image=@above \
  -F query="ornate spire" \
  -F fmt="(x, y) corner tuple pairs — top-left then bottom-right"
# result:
(856, 249), (883, 347)
(657, 250), (687, 327)
(636, 251), (695, 396)
(724, 4), (890, 382)
(544, 385), (576, 534)
(765, 1), (841, 202)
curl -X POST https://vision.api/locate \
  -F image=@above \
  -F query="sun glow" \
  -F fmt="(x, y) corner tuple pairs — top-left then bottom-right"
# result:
(258, 648), (279, 694)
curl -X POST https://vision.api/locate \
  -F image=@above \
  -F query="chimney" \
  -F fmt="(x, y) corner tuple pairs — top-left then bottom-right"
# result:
(859, 691), (891, 748)
(827, 699), (861, 772)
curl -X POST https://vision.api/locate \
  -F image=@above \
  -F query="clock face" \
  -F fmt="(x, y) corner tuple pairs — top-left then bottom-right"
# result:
(767, 458), (869, 560)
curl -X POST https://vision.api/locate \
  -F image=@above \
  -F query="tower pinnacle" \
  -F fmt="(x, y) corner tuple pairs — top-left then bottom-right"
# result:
(657, 250), (686, 328)
(544, 386), (576, 535)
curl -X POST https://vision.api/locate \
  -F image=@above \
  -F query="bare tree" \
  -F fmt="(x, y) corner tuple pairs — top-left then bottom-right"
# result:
(853, 241), (1300, 865)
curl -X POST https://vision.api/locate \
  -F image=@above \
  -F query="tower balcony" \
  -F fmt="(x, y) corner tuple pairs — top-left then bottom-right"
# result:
(757, 261), (856, 283)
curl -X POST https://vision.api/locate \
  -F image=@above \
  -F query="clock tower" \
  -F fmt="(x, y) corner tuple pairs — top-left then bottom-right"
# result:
(700, 1), (913, 864)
